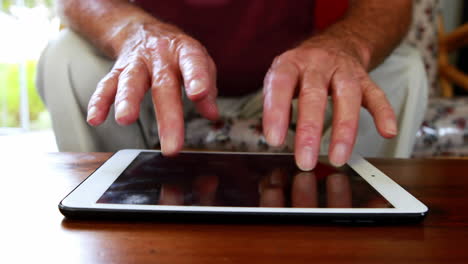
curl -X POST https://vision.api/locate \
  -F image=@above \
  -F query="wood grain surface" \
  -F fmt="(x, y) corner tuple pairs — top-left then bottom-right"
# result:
(1, 152), (467, 264)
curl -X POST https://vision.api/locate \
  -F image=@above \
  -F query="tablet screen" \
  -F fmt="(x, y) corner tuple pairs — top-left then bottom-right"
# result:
(97, 152), (393, 208)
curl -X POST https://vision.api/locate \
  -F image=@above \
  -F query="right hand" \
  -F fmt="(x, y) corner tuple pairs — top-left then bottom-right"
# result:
(86, 22), (219, 155)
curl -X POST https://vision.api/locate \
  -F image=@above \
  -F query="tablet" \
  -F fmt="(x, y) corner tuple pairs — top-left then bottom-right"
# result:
(59, 150), (428, 223)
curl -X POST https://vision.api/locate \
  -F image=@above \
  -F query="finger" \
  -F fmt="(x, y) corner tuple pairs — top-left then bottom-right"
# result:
(193, 174), (219, 206)
(114, 59), (151, 125)
(258, 169), (286, 207)
(291, 172), (318, 208)
(361, 74), (398, 138)
(159, 184), (184, 205)
(178, 41), (219, 120)
(326, 173), (352, 208)
(151, 61), (185, 156)
(294, 69), (329, 171)
(328, 66), (362, 167)
(262, 61), (299, 146)
(87, 69), (121, 126)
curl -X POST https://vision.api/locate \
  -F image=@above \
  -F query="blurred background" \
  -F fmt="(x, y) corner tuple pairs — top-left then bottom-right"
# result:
(0, 0), (58, 152)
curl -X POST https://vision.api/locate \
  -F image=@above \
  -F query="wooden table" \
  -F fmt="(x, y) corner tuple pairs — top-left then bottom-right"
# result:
(1, 152), (467, 263)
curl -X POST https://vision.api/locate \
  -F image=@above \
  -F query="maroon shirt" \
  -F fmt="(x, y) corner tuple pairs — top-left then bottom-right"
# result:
(131, 0), (321, 96)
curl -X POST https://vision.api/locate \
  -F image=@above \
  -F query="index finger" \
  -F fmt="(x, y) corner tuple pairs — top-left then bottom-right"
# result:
(151, 60), (185, 156)
(263, 60), (299, 147)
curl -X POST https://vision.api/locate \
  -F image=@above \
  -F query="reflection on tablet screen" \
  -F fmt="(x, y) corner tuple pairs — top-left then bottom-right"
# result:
(97, 152), (393, 208)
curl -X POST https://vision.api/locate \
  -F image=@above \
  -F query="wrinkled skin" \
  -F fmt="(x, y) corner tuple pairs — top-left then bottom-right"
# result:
(87, 23), (219, 155)
(262, 35), (397, 170)
(58, 0), (410, 171)
(86, 22), (397, 171)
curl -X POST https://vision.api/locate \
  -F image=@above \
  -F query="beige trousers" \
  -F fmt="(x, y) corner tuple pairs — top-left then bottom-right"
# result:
(37, 29), (428, 158)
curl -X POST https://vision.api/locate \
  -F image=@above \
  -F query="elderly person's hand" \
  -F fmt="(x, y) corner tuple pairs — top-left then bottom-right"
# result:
(86, 21), (219, 155)
(263, 33), (397, 171)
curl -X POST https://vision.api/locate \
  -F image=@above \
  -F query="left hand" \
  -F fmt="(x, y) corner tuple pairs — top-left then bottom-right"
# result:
(262, 34), (397, 171)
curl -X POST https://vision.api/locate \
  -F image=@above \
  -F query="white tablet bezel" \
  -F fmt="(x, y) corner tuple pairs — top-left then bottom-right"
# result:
(61, 149), (428, 215)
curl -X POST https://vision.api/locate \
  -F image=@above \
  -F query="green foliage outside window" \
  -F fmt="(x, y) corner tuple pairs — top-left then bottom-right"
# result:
(1, 0), (54, 14)
(0, 0), (55, 129)
(0, 61), (51, 129)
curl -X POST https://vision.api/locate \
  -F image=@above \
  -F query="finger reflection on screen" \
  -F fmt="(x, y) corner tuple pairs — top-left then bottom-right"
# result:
(159, 184), (184, 205)
(258, 169), (287, 207)
(326, 173), (352, 208)
(291, 172), (318, 208)
(193, 174), (219, 206)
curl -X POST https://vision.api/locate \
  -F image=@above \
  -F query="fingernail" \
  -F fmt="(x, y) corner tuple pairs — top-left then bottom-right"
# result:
(189, 80), (204, 95)
(297, 147), (315, 171)
(266, 127), (283, 147)
(115, 101), (130, 120)
(162, 136), (179, 155)
(330, 143), (348, 167)
(87, 106), (97, 123)
(386, 119), (397, 135)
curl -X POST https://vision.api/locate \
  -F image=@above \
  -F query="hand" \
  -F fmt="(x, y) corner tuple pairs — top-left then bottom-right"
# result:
(263, 34), (397, 170)
(86, 22), (219, 155)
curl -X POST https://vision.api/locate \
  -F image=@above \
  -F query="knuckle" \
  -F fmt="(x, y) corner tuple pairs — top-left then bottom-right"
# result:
(354, 69), (370, 83)
(335, 119), (356, 131)
(333, 119), (357, 141)
(272, 55), (283, 66)
(151, 70), (179, 93)
(95, 81), (106, 93)
(304, 47), (337, 62)
(177, 34), (199, 46)
(301, 86), (328, 102)
(89, 94), (109, 108)
(269, 71), (292, 86)
(367, 86), (387, 99)
(99, 70), (119, 85)
(179, 51), (208, 68)
(178, 36), (206, 55)
(376, 104), (394, 116)
(273, 50), (296, 66)
(153, 37), (172, 51)
(120, 62), (146, 78)
(296, 122), (322, 146)
(309, 48), (331, 59)
(115, 87), (131, 100)
(113, 97), (129, 106)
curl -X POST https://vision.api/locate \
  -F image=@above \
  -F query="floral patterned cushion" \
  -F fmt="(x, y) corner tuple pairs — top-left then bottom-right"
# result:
(184, 117), (294, 153)
(413, 98), (468, 157)
(403, 0), (440, 97)
(183, 97), (468, 158)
